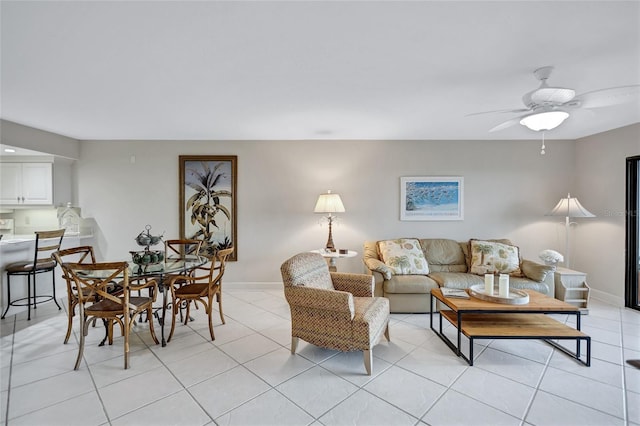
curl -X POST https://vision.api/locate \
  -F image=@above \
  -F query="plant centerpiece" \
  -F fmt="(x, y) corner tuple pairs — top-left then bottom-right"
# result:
(130, 225), (164, 273)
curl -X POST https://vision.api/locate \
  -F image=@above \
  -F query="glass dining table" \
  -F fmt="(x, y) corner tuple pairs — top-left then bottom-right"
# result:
(77, 254), (208, 347)
(132, 254), (209, 346)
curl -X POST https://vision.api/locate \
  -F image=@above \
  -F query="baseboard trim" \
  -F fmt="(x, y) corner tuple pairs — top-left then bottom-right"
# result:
(590, 289), (625, 307)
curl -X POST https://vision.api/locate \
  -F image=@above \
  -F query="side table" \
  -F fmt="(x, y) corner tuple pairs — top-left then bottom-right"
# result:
(310, 249), (358, 272)
(554, 267), (590, 314)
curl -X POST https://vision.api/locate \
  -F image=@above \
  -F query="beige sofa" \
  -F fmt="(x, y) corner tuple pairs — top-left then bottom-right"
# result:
(363, 238), (555, 313)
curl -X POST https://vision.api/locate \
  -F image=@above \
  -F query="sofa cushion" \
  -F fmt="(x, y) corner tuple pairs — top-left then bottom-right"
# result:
(383, 274), (438, 294)
(521, 259), (555, 282)
(463, 238), (512, 270)
(469, 239), (523, 276)
(428, 272), (484, 289)
(508, 277), (549, 294)
(378, 238), (429, 275)
(420, 238), (467, 273)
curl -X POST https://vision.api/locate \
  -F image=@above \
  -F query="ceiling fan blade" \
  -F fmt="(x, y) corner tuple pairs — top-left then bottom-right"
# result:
(574, 85), (640, 109)
(466, 108), (529, 117)
(489, 117), (521, 132)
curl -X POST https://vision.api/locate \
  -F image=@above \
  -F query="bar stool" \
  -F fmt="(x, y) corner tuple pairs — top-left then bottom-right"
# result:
(1, 229), (65, 320)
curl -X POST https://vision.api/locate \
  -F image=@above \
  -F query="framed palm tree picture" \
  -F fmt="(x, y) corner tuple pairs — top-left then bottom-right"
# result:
(179, 155), (237, 261)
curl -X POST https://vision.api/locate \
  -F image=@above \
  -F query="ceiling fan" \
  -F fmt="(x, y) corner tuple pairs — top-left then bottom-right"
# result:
(468, 66), (640, 132)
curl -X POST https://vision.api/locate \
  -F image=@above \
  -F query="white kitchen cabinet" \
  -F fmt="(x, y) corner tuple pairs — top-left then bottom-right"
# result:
(0, 163), (53, 205)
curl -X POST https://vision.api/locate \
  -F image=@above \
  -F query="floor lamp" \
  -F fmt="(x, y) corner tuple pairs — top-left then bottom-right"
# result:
(314, 190), (345, 251)
(546, 193), (595, 269)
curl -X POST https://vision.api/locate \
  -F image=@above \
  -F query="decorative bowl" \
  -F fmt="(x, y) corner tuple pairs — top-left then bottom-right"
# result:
(135, 225), (163, 249)
(130, 250), (164, 267)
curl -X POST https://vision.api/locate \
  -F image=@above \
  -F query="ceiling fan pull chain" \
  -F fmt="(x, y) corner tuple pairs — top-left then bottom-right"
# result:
(540, 132), (546, 155)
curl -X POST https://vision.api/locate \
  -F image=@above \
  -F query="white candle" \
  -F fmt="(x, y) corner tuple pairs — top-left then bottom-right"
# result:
(484, 274), (494, 295)
(499, 274), (510, 298)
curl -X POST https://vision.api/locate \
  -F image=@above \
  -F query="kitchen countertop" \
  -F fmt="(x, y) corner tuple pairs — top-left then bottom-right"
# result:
(0, 233), (93, 246)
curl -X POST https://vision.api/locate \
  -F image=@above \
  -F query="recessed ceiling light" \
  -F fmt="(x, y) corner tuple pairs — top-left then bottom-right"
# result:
(4, 148), (16, 153)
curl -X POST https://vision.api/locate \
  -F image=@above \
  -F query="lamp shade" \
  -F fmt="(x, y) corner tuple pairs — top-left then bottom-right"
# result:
(520, 110), (569, 131)
(314, 190), (345, 214)
(546, 193), (595, 218)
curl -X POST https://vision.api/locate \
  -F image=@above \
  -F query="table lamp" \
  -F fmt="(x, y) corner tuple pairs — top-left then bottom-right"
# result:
(546, 193), (595, 268)
(314, 190), (345, 251)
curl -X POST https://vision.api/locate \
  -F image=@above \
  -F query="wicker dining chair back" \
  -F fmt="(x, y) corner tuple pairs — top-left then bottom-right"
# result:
(63, 261), (159, 370)
(164, 239), (203, 258)
(166, 247), (234, 342)
(53, 246), (99, 344)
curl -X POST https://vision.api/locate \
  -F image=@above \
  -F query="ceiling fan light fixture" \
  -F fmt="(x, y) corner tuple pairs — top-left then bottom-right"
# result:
(520, 110), (569, 131)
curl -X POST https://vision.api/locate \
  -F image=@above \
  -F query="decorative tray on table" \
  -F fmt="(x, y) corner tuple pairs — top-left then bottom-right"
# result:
(468, 284), (530, 305)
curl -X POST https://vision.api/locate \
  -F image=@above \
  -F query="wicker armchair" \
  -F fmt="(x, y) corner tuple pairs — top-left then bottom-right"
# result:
(280, 252), (390, 375)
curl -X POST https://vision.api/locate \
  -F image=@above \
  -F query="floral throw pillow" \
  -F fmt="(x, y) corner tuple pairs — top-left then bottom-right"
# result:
(377, 239), (429, 275)
(469, 239), (522, 276)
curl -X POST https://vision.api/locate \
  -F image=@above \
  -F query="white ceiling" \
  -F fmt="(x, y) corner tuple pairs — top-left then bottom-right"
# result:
(1, 1), (639, 141)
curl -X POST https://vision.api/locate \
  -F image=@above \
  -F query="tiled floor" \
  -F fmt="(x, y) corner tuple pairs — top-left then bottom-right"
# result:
(1, 289), (639, 426)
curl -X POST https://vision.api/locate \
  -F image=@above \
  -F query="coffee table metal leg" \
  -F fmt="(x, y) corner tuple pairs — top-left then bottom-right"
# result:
(576, 312), (581, 358)
(430, 294), (434, 330)
(544, 337), (590, 366)
(457, 314), (462, 356)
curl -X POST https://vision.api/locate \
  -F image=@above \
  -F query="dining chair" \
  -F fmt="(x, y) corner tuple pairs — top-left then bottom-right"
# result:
(163, 239), (204, 289)
(162, 239), (203, 318)
(63, 261), (159, 369)
(54, 246), (115, 344)
(166, 247), (234, 342)
(2, 229), (65, 320)
(280, 252), (390, 375)
(165, 239), (203, 259)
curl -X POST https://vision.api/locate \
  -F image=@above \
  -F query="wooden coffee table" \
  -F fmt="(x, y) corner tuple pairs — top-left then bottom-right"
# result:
(430, 288), (591, 366)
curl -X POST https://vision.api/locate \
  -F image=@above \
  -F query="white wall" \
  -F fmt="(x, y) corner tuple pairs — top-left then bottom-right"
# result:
(574, 124), (640, 305)
(77, 138), (576, 284)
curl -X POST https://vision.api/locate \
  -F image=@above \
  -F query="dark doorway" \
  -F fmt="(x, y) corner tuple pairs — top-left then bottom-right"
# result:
(626, 155), (639, 311)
